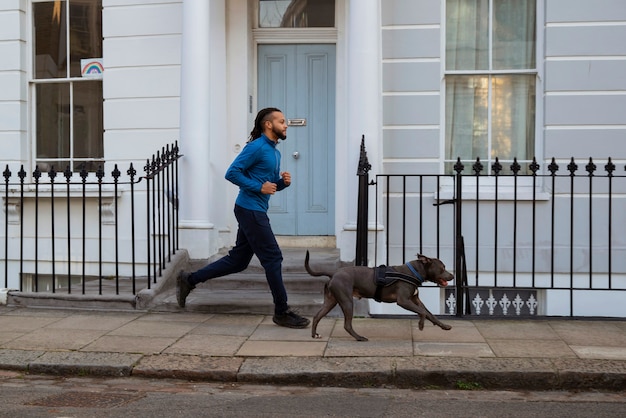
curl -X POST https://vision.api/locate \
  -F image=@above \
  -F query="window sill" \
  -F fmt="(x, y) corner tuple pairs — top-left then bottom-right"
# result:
(1, 185), (125, 225)
(436, 185), (550, 202)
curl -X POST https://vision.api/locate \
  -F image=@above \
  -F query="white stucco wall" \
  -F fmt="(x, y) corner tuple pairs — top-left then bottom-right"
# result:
(102, 0), (183, 169)
(0, 1), (28, 171)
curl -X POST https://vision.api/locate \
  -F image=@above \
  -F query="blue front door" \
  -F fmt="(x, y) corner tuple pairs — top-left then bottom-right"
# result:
(258, 44), (336, 235)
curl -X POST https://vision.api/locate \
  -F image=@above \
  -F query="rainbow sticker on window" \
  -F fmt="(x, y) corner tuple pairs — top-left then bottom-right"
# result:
(81, 58), (104, 78)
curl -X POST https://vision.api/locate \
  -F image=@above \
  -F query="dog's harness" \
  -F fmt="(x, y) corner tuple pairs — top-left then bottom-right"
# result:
(373, 262), (424, 302)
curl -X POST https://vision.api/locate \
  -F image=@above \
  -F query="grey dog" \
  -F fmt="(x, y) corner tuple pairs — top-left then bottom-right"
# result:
(305, 251), (454, 341)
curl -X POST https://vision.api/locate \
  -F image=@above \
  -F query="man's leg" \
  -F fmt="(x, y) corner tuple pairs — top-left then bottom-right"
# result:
(176, 207), (254, 308)
(187, 227), (254, 286)
(235, 206), (309, 328)
(233, 206), (289, 314)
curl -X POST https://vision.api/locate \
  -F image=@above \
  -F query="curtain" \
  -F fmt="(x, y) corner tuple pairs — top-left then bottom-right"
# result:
(445, 0), (536, 169)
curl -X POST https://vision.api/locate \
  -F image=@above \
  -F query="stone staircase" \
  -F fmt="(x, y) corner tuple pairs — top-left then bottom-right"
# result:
(155, 247), (366, 317)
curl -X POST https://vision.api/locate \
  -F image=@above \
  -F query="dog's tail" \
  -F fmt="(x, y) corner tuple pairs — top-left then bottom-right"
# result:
(304, 250), (335, 278)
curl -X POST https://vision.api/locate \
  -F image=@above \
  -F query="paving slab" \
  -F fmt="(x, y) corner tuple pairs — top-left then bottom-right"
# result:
(325, 338), (414, 357)
(487, 339), (577, 358)
(549, 320), (626, 347)
(2, 328), (106, 351)
(474, 320), (561, 340)
(412, 321), (485, 343)
(45, 313), (141, 331)
(0, 332), (23, 344)
(248, 322), (319, 342)
(164, 334), (247, 356)
(413, 342), (495, 357)
(190, 318), (263, 337)
(570, 345), (626, 360)
(0, 315), (62, 333)
(136, 311), (212, 323)
(107, 319), (200, 338)
(80, 335), (177, 355)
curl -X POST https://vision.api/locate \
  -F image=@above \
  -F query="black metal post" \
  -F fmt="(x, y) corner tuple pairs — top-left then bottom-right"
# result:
(355, 135), (371, 266)
(454, 158), (464, 317)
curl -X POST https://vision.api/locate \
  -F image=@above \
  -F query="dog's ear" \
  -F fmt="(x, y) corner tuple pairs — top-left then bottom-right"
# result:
(417, 254), (431, 264)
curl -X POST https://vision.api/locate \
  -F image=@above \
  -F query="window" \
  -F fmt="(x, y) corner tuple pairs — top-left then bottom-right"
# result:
(259, 0), (335, 28)
(445, 0), (536, 174)
(33, 0), (103, 172)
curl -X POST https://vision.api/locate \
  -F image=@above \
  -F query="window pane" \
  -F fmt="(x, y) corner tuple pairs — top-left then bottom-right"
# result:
(73, 81), (103, 160)
(491, 75), (536, 160)
(34, 1), (67, 78)
(493, 0), (536, 70)
(445, 75), (489, 161)
(36, 83), (70, 160)
(446, 0), (489, 70)
(69, 0), (103, 78)
(259, 0), (334, 28)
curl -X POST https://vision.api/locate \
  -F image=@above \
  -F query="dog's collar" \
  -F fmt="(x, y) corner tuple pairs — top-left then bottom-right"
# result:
(405, 262), (424, 284)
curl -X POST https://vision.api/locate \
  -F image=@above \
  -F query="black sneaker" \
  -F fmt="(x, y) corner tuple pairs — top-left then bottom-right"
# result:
(273, 308), (310, 329)
(176, 271), (195, 308)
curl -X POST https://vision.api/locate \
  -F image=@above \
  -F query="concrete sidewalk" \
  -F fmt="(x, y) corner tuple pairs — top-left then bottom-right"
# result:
(0, 306), (625, 390)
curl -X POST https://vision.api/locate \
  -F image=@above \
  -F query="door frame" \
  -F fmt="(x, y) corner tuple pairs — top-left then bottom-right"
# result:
(250, 0), (346, 239)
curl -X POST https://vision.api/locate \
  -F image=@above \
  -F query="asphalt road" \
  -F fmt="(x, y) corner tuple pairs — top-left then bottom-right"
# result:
(0, 372), (624, 417)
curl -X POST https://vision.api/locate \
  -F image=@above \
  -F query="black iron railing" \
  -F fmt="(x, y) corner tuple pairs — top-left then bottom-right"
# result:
(1, 142), (180, 295)
(356, 141), (626, 317)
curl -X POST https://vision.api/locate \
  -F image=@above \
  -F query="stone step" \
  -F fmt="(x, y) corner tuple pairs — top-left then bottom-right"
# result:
(192, 247), (347, 274)
(192, 272), (326, 293)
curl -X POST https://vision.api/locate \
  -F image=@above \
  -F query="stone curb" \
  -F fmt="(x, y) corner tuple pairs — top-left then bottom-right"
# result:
(28, 352), (143, 377)
(2, 350), (624, 391)
(234, 356), (626, 390)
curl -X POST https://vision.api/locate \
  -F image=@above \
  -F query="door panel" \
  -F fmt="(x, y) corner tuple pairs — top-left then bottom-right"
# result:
(258, 44), (335, 235)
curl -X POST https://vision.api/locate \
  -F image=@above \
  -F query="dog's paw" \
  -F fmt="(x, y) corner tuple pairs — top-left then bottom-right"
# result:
(313, 333), (322, 339)
(441, 324), (452, 331)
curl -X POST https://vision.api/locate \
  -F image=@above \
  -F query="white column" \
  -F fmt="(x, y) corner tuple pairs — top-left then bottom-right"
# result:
(339, 0), (381, 261)
(179, 0), (227, 258)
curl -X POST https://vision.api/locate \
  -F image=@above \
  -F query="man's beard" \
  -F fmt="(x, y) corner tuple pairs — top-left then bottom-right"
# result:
(272, 125), (287, 140)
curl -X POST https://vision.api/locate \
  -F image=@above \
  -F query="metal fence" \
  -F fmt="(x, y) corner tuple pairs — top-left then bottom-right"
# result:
(358, 151), (626, 318)
(1, 142), (180, 295)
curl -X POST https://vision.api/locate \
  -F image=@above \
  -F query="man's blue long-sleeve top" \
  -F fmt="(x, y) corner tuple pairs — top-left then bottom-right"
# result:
(225, 134), (289, 212)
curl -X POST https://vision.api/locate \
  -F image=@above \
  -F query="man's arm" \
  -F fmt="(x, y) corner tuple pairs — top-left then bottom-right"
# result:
(276, 171), (291, 191)
(225, 144), (263, 192)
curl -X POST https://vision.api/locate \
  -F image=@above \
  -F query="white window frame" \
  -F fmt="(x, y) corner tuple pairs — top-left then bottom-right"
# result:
(29, 0), (104, 178)
(440, 0), (545, 195)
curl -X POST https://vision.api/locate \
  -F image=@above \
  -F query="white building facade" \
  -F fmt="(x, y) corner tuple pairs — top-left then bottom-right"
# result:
(1, 0), (625, 316)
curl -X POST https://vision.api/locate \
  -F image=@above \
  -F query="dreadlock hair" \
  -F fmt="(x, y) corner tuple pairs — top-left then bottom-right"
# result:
(248, 107), (282, 142)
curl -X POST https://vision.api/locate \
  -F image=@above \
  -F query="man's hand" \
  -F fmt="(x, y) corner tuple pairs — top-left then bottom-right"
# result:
(281, 171), (291, 186)
(261, 181), (277, 194)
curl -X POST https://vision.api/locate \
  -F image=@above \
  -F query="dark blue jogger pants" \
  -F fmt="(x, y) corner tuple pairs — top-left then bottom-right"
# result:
(187, 204), (289, 315)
